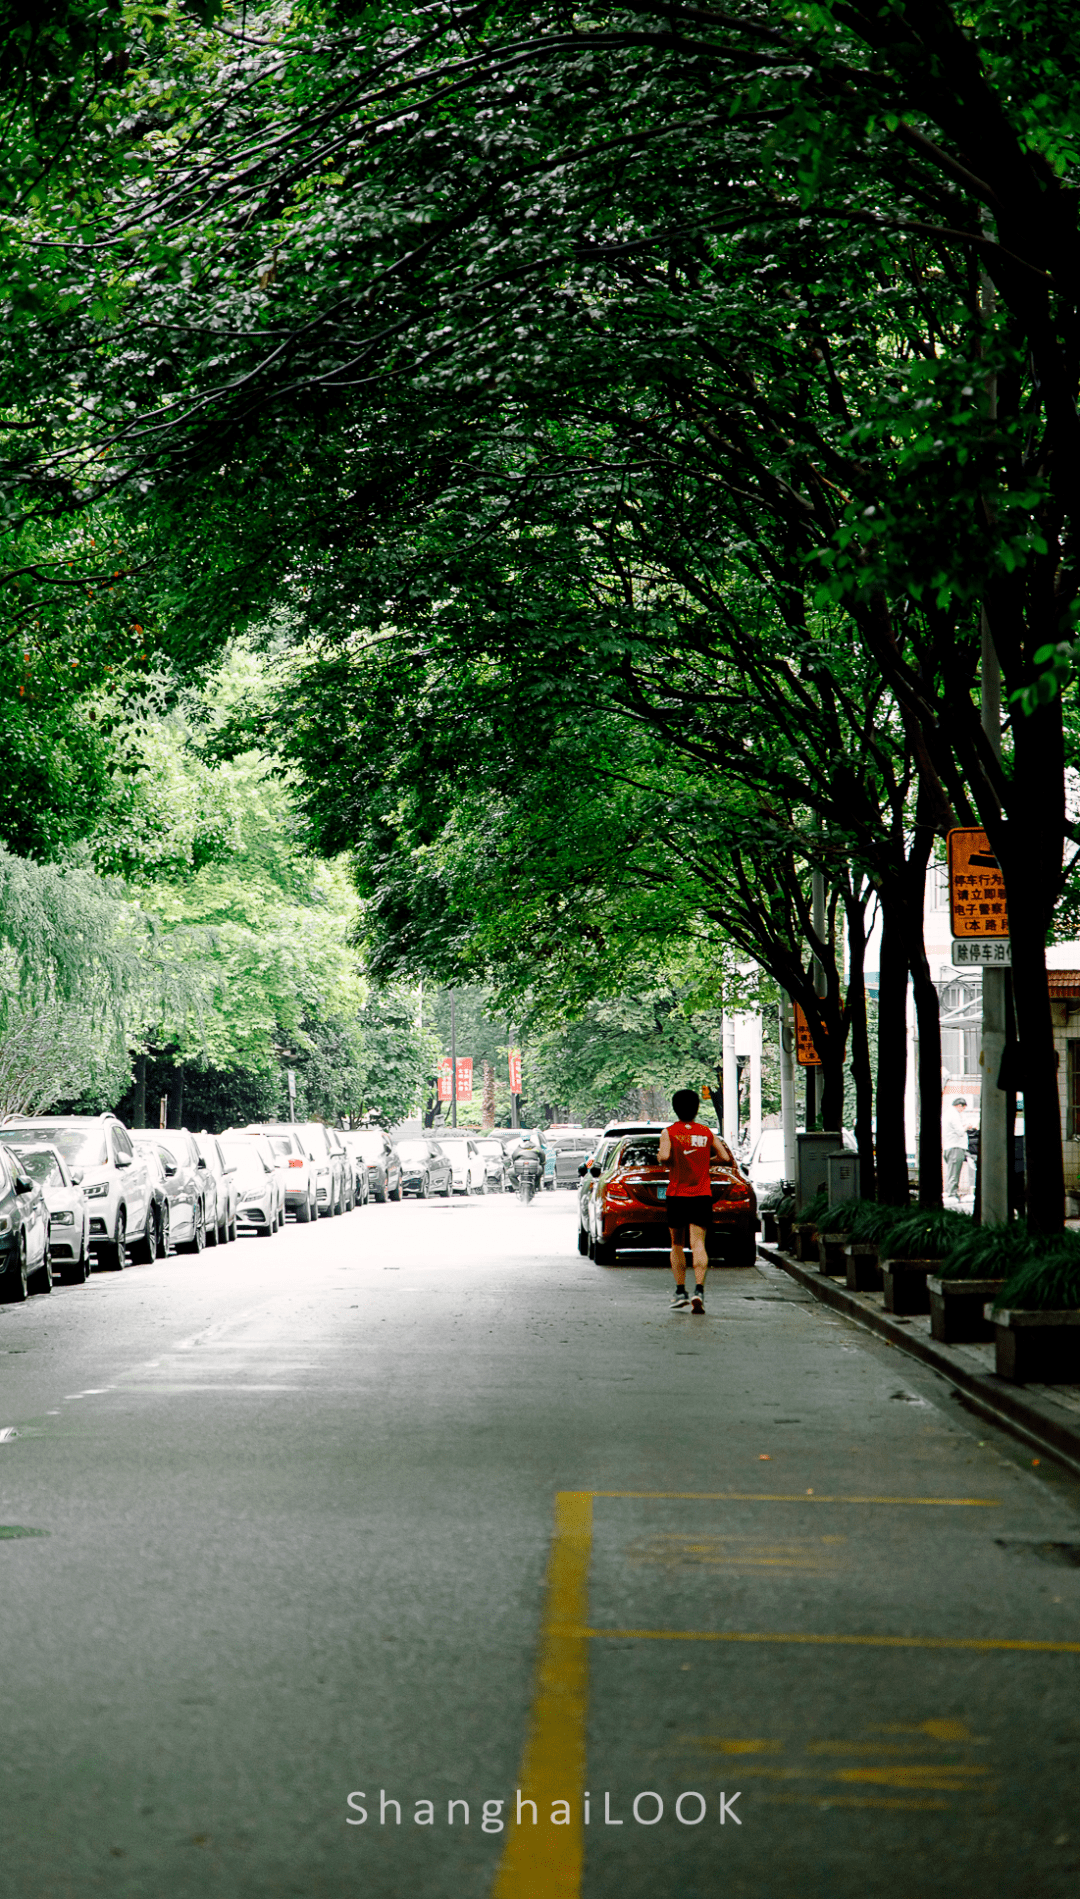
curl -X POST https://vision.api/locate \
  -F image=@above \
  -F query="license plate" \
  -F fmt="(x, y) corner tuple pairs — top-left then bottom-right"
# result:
(657, 1184), (667, 1200)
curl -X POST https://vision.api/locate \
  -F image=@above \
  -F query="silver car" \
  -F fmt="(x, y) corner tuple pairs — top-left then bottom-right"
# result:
(194, 1132), (238, 1244)
(218, 1134), (285, 1236)
(4, 1114), (153, 1271)
(0, 1143), (88, 1284)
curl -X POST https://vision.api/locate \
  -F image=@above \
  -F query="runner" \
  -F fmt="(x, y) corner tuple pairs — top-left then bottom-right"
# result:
(658, 1088), (726, 1314)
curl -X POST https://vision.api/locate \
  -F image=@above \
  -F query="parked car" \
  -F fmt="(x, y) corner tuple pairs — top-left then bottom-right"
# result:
(435, 1135), (485, 1194)
(396, 1136), (454, 1198)
(4, 1114), (153, 1270)
(475, 1137), (513, 1193)
(325, 1125), (356, 1211)
(338, 1133), (371, 1207)
(131, 1144), (174, 1260)
(133, 1128), (210, 1255)
(194, 1132), (238, 1244)
(238, 1123), (318, 1222)
(218, 1134), (285, 1236)
(349, 1128), (402, 1203)
(0, 1142), (90, 1284)
(294, 1121), (349, 1216)
(745, 1127), (788, 1219)
(576, 1137), (620, 1255)
(587, 1131), (758, 1267)
(0, 1141), (52, 1300)
(551, 1131), (601, 1191)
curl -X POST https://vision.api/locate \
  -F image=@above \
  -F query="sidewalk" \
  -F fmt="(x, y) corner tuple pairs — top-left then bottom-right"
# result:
(756, 1242), (1080, 1481)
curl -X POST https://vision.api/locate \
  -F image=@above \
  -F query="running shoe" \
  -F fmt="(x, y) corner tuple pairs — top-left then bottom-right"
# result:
(691, 1287), (705, 1314)
(671, 1286), (690, 1310)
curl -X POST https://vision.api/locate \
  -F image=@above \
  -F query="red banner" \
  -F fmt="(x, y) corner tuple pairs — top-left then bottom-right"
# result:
(508, 1048), (522, 1095)
(437, 1058), (453, 1100)
(455, 1057), (473, 1102)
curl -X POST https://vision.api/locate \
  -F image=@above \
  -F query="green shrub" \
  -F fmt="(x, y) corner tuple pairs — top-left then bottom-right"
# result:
(994, 1233), (1080, 1311)
(881, 1207), (971, 1261)
(938, 1221), (1027, 1282)
(815, 1198), (864, 1234)
(797, 1188), (830, 1228)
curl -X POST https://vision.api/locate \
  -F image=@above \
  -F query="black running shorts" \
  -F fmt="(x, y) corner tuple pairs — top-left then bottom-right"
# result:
(666, 1195), (714, 1232)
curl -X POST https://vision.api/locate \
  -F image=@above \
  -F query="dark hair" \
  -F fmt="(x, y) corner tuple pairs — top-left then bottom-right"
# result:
(672, 1088), (700, 1122)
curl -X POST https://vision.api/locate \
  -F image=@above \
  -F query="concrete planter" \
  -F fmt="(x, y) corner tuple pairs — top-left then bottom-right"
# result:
(927, 1276), (1003, 1344)
(816, 1231), (849, 1275)
(880, 1257), (941, 1316)
(776, 1214), (794, 1251)
(988, 1306), (1080, 1383)
(844, 1243), (882, 1293)
(794, 1223), (818, 1263)
(761, 1211), (779, 1245)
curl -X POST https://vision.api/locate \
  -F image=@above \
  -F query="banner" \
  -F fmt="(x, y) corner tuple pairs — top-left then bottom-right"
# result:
(508, 1047), (522, 1095)
(455, 1057), (473, 1103)
(437, 1058), (453, 1101)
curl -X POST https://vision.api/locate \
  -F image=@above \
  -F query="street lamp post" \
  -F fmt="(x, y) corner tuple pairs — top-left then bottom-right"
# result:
(450, 989), (458, 1129)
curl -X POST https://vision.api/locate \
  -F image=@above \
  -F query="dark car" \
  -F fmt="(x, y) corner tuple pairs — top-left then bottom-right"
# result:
(587, 1132), (757, 1267)
(133, 1129), (210, 1254)
(552, 1131), (600, 1191)
(0, 1141), (51, 1301)
(350, 1128), (403, 1203)
(396, 1136), (453, 1198)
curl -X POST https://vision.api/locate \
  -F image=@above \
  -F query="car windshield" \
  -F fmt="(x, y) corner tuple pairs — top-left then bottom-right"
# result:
(3, 1126), (107, 1167)
(261, 1136), (296, 1158)
(194, 1137), (222, 1169)
(8, 1147), (64, 1188)
(397, 1140), (430, 1162)
(351, 1134), (383, 1159)
(618, 1137), (661, 1168)
(477, 1142), (503, 1157)
(220, 1140), (266, 1178)
(437, 1140), (469, 1155)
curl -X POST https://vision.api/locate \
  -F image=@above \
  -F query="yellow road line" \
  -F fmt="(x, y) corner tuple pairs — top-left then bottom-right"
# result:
(590, 1491), (1000, 1506)
(491, 1492), (592, 1899)
(583, 1627), (1080, 1654)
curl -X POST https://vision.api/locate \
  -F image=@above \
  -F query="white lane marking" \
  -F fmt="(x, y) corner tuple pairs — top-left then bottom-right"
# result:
(0, 1426), (18, 1441)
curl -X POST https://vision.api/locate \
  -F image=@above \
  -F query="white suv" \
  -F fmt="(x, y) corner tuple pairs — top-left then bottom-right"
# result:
(2, 1114), (153, 1270)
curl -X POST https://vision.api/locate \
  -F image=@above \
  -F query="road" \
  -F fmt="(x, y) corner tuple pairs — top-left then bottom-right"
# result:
(0, 1190), (1078, 1899)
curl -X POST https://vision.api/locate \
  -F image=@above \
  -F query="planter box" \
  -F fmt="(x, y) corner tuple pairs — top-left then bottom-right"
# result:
(761, 1211), (779, 1245)
(776, 1214), (794, 1251)
(988, 1306), (1080, 1383)
(927, 1275), (1003, 1344)
(794, 1224), (818, 1264)
(880, 1257), (941, 1316)
(816, 1231), (849, 1275)
(844, 1243), (882, 1293)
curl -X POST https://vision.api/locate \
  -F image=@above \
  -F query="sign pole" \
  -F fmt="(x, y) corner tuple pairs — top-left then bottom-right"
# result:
(779, 996), (797, 1184)
(450, 989), (457, 1129)
(979, 610), (1008, 1223)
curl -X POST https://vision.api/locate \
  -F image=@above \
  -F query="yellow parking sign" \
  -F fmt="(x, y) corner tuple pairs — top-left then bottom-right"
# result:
(947, 828), (1009, 939)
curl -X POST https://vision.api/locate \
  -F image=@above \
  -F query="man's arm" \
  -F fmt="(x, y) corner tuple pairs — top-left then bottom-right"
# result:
(658, 1128), (671, 1164)
(710, 1129), (729, 1161)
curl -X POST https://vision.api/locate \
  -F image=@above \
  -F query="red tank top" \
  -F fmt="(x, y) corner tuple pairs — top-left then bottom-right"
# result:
(666, 1121), (714, 1196)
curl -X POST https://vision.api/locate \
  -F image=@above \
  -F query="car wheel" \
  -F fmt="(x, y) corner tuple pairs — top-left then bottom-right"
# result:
(131, 1205), (158, 1265)
(2, 1236), (28, 1303)
(179, 1202), (205, 1255)
(227, 1212), (237, 1243)
(34, 1242), (53, 1294)
(593, 1236), (617, 1265)
(98, 1209), (127, 1272)
(463, 1175), (471, 1197)
(419, 1175), (429, 1199)
(65, 1237), (91, 1285)
(160, 1207), (171, 1256)
(577, 1224), (589, 1256)
(295, 1194), (311, 1223)
(206, 1206), (219, 1247)
(732, 1224), (758, 1268)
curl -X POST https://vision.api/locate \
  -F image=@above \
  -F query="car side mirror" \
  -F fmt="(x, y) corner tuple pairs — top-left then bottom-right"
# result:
(70, 1169), (84, 1186)
(163, 1160), (177, 1178)
(196, 1157), (207, 1169)
(589, 1166), (601, 1178)
(577, 1163), (587, 1177)
(115, 1152), (132, 1168)
(14, 1174), (33, 1195)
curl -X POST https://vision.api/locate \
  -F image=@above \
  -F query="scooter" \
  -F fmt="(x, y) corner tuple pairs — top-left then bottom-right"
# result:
(514, 1151), (542, 1203)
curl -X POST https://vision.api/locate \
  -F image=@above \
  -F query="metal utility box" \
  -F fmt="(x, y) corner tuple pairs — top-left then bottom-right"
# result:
(826, 1150), (858, 1206)
(795, 1131), (844, 1213)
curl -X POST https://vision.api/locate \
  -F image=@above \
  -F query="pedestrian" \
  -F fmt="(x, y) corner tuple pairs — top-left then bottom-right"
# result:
(942, 1096), (969, 1204)
(658, 1087), (727, 1313)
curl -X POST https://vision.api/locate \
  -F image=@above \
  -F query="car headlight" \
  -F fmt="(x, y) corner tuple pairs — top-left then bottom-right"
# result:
(50, 1210), (75, 1225)
(84, 1181), (110, 1199)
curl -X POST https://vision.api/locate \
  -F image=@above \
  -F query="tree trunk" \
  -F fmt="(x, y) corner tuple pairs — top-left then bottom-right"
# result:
(170, 1066), (185, 1130)
(910, 958), (943, 1210)
(1009, 904), (1062, 1232)
(844, 896), (875, 1200)
(132, 1052), (147, 1130)
(875, 903), (909, 1204)
(482, 1060), (495, 1129)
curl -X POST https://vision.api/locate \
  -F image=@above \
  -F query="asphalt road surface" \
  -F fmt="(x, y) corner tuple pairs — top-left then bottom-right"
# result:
(1, 1191), (1079, 1899)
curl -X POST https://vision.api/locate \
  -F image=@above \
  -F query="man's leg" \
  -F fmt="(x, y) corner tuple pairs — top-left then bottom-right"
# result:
(944, 1148), (964, 1199)
(689, 1224), (709, 1286)
(669, 1226), (688, 1285)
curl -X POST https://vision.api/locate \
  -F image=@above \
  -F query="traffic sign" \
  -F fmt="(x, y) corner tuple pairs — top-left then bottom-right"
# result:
(508, 1047), (522, 1095)
(947, 828), (1008, 938)
(952, 939), (1012, 966)
(794, 1003), (823, 1067)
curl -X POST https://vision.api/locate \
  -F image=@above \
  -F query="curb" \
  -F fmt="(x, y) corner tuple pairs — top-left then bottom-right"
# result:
(757, 1242), (1080, 1483)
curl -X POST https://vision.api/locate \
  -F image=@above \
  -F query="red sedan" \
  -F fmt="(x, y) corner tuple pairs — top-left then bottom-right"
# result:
(587, 1133), (757, 1267)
